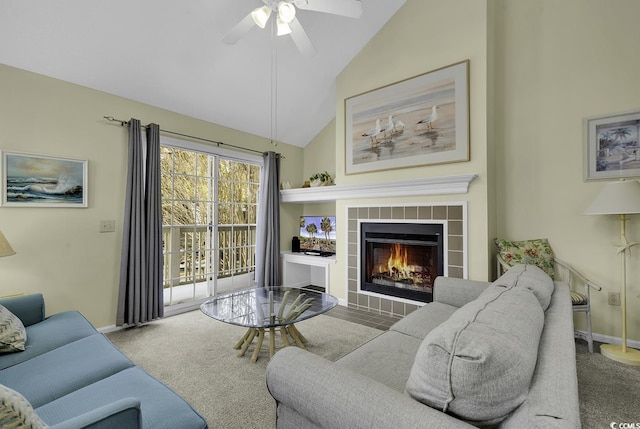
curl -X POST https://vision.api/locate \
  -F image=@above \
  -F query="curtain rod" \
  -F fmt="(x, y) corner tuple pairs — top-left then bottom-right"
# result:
(103, 116), (281, 158)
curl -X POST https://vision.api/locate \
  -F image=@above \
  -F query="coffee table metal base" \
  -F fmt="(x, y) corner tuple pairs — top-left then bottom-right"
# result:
(233, 324), (308, 363)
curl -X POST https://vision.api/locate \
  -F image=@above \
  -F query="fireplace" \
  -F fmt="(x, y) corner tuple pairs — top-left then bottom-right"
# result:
(360, 222), (444, 303)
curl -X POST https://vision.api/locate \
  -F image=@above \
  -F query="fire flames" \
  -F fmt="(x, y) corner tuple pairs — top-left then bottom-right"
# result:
(386, 244), (410, 278)
(372, 243), (426, 283)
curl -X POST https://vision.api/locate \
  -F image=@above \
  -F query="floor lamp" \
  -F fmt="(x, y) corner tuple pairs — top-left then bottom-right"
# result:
(584, 179), (640, 366)
(0, 228), (16, 258)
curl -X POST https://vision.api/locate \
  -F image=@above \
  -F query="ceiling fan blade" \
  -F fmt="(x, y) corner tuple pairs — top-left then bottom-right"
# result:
(222, 13), (256, 45)
(293, 0), (363, 18)
(289, 17), (316, 58)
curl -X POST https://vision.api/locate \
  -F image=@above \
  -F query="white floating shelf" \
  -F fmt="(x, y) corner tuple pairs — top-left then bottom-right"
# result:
(280, 174), (478, 203)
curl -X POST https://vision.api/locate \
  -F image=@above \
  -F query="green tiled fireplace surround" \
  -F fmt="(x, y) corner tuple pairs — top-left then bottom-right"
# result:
(347, 204), (466, 318)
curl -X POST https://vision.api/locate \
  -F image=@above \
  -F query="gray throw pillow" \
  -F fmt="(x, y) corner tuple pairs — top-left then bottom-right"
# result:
(0, 305), (27, 354)
(0, 383), (47, 428)
(492, 264), (555, 310)
(405, 286), (544, 426)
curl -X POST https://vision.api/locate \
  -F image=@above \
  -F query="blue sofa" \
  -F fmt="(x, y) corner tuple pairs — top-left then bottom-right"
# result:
(0, 294), (208, 429)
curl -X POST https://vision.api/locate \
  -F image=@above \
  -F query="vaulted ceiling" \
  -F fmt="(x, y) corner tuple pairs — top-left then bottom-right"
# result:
(0, 0), (406, 147)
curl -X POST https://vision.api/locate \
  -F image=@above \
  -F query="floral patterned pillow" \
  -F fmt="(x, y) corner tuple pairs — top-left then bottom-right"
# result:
(495, 238), (555, 279)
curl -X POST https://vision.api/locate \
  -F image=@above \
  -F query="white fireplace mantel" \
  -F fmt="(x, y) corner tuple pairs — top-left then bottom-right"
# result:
(280, 174), (478, 203)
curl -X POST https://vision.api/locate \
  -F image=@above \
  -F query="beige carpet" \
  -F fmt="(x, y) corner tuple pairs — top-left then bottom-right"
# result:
(576, 342), (640, 429)
(107, 310), (382, 429)
(106, 311), (639, 428)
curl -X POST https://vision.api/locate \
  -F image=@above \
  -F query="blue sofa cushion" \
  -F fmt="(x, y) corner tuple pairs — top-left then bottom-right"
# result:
(0, 305), (27, 353)
(0, 294), (45, 328)
(0, 311), (99, 370)
(0, 334), (134, 408)
(0, 383), (47, 429)
(35, 367), (208, 429)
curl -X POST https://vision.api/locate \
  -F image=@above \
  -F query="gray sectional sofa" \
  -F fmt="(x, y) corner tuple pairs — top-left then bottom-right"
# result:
(0, 293), (207, 429)
(266, 264), (581, 428)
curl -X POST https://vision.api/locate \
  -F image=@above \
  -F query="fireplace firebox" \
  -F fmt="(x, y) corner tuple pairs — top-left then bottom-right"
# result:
(360, 222), (444, 303)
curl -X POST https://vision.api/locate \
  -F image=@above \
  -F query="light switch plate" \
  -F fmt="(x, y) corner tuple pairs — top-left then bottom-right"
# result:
(99, 220), (116, 233)
(608, 292), (621, 306)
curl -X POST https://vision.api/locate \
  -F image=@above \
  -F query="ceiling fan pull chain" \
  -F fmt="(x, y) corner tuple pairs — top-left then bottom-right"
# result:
(270, 19), (278, 147)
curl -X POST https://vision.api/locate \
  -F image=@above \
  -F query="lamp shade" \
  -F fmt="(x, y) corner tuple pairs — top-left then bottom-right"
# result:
(584, 179), (640, 216)
(251, 5), (271, 29)
(276, 18), (292, 36)
(277, 1), (296, 23)
(0, 229), (15, 257)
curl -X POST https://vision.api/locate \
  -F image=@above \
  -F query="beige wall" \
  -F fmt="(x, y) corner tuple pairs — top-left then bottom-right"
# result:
(0, 64), (303, 328)
(493, 0), (640, 342)
(278, 118), (337, 249)
(301, 119), (336, 217)
(328, 0), (492, 303)
(303, 119), (336, 186)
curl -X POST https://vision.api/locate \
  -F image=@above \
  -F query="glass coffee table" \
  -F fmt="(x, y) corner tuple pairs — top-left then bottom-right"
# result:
(200, 286), (338, 363)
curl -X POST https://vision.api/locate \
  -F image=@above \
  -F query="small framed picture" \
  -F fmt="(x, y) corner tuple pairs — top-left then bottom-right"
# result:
(1, 151), (88, 207)
(584, 110), (640, 181)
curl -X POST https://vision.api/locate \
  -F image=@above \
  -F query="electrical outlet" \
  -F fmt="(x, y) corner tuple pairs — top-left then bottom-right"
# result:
(99, 220), (116, 233)
(608, 292), (621, 306)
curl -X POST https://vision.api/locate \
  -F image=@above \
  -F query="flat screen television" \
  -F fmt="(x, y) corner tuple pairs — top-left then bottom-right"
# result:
(299, 216), (336, 254)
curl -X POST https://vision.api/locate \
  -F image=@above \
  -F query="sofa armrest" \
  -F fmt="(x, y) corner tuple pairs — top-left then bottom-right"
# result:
(266, 347), (476, 429)
(433, 277), (490, 308)
(0, 293), (45, 327)
(46, 398), (142, 429)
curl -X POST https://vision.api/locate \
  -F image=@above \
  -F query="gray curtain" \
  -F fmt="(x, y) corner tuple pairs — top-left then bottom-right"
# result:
(255, 151), (281, 287)
(116, 119), (164, 326)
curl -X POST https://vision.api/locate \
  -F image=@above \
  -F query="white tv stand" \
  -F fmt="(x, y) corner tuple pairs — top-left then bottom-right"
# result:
(281, 251), (336, 292)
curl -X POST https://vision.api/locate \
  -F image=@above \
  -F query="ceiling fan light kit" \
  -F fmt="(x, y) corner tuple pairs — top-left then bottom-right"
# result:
(224, 0), (363, 57)
(276, 19), (292, 36)
(277, 2), (296, 23)
(251, 6), (272, 28)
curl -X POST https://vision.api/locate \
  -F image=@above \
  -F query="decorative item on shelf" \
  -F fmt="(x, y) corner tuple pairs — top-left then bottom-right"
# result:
(584, 178), (640, 365)
(302, 181), (310, 188)
(309, 171), (333, 187)
(281, 181), (292, 190)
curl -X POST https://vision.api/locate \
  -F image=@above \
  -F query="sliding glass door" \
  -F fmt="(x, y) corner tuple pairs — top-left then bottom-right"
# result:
(160, 141), (261, 311)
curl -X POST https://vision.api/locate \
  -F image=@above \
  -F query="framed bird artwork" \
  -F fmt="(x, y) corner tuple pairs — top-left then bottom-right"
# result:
(344, 60), (469, 175)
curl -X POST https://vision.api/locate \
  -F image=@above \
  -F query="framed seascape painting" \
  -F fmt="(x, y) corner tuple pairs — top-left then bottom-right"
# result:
(345, 60), (469, 175)
(584, 110), (640, 181)
(1, 151), (88, 207)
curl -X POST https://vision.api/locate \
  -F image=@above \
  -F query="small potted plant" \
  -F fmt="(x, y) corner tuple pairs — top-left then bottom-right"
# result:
(309, 171), (333, 187)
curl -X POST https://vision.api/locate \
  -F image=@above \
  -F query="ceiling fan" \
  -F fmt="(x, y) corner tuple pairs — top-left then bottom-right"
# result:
(223, 0), (363, 57)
